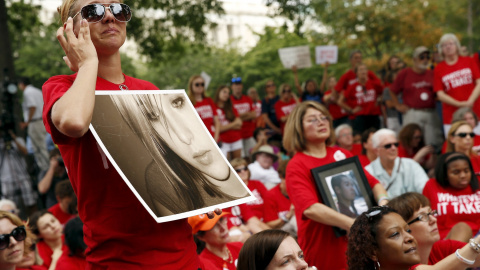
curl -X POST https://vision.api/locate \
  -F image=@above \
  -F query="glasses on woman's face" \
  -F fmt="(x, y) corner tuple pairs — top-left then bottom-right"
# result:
(407, 210), (437, 225)
(282, 89), (292, 93)
(235, 167), (248, 173)
(454, 132), (475, 138)
(194, 82), (205, 87)
(73, 3), (132, 23)
(304, 115), (329, 125)
(0, 226), (26, 250)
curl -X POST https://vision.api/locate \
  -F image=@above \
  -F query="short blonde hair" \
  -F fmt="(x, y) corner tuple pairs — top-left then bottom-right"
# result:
(439, 33), (461, 58)
(283, 101), (335, 153)
(446, 120), (471, 153)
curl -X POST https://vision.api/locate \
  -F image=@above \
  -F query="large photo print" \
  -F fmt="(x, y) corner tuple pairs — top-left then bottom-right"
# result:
(90, 90), (254, 223)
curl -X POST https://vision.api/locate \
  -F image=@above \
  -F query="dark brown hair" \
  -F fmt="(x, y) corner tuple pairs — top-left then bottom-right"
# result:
(214, 85), (236, 122)
(387, 192), (431, 222)
(398, 123), (425, 151)
(237, 230), (291, 270)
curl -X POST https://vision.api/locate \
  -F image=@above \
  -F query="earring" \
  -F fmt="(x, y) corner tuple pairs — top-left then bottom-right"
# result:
(375, 260), (381, 270)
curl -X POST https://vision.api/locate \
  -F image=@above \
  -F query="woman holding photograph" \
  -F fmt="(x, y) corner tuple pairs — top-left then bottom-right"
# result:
(42, 1), (223, 268)
(282, 101), (388, 269)
(331, 174), (359, 218)
(111, 93), (249, 216)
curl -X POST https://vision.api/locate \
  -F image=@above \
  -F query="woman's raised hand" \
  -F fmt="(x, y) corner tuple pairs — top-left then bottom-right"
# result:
(56, 17), (98, 72)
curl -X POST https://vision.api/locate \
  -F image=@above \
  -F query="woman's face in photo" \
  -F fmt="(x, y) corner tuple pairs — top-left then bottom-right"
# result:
(192, 77), (205, 96)
(336, 178), (356, 201)
(218, 87), (230, 103)
(73, 0), (127, 54)
(302, 108), (331, 145)
(266, 236), (308, 270)
(446, 159), (471, 190)
(37, 214), (62, 241)
(375, 213), (420, 269)
(0, 219), (24, 266)
(450, 124), (473, 152)
(407, 206), (439, 247)
(154, 94), (229, 180)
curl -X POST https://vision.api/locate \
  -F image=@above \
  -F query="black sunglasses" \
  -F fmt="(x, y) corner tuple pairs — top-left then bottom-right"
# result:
(73, 3), (132, 23)
(455, 132), (475, 138)
(194, 83), (205, 87)
(382, 142), (399, 149)
(419, 54), (431, 60)
(235, 167), (248, 173)
(0, 226), (26, 250)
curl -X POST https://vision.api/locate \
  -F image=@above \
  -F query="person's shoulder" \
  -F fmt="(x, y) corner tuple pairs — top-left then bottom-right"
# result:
(43, 74), (77, 87)
(227, 241), (244, 251)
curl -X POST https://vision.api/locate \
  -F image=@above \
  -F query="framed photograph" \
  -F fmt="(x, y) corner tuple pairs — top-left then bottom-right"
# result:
(311, 156), (376, 237)
(89, 90), (255, 223)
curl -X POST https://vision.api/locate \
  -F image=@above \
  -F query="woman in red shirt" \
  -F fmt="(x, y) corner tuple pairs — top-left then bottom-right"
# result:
(214, 85), (243, 160)
(445, 121), (480, 178)
(338, 63), (383, 134)
(189, 213), (243, 270)
(434, 33), (480, 135)
(187, 75), (220, 142)
(398, 123), (436, 174)
(347, 206), (480, 270)
(274, 84), (298, 134)
(282, 101), (388, 269)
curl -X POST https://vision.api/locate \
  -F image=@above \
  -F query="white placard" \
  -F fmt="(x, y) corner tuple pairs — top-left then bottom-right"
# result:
(278, 45), (312, 69)
(315, 45), (338, 64)
(201, 71), (211, 90)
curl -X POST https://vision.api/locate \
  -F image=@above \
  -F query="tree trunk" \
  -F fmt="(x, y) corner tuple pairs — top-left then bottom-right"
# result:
(0, 0), (15, 83)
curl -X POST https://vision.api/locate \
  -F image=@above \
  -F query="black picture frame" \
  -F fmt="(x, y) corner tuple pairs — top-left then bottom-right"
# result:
(311, 156), (376, 237)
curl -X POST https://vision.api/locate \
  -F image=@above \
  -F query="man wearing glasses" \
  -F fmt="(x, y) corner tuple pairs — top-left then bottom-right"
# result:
(365, 129), (428, 197)
(390, 46), (443, 148)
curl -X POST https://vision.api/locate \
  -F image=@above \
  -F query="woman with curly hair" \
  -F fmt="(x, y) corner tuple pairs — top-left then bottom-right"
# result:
(347, 206), (480, 270)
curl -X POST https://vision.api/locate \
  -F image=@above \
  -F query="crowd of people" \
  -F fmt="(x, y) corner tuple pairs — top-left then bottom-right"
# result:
(0, 0), (480, 269)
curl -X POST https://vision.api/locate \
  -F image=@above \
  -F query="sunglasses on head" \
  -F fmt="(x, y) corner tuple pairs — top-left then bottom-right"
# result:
(382, 142), (399, 149)
(231, 77), (242, 84)
(73, 3), (132, 23)
(0, 226), (26, 250)
(455, 132), (475, 138)
(194, 82), (205, 87)
(235, 167), (248, 173)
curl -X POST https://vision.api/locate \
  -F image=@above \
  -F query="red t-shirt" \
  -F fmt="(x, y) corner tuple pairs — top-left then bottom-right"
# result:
(42, 74), (200, 269)
(335, 69), (382, 92)
(194, 97), (217, 137)
(391, 68), (435, 109)
(263, 185), (291, 223)
(422, 178), (480, 239)
(217, 107), (242, 143)
(323, 90), (348, 120)
(286, 147), (380, 269)
(274, 98), (297, 133)
(428, 239), (465, 265)
(473, 52), (480, 72)
(245, 180), (268, 220)
(37, 240), (69, 269)
(358, 155), (372, 167)
(231, 95), (256, 139)
(16, 266), (46, 270)
(48, 203), (75, 225)
(198, 242), (242, 270)
(55, 254), (87, 270)
(343, 81), (383, 118)
(433, 56), (480, 124)
(224, 204), (255, 229)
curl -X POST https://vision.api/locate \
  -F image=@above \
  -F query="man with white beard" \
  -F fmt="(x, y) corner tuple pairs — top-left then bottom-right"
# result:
(390, 46), (443, 148)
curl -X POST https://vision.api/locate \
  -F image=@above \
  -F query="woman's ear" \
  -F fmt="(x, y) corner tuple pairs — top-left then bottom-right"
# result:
(370, 252), (378, 263)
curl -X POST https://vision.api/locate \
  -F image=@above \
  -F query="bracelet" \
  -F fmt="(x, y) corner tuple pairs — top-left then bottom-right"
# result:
(469, 238), (480, 253)
(455, 249), (475, 265)
(279, 212), (290, 223)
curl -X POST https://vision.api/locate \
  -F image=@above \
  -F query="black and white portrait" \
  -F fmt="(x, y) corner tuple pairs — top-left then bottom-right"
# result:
(90, 90), (254, 223)
(326, 171), (368, 218)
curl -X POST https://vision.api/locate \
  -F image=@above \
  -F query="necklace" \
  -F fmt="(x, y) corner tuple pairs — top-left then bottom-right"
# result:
(119, 84), (129, 91)
(223, 248), (233, 264)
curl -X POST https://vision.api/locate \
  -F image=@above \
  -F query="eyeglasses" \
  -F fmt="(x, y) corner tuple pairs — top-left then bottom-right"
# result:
(235, 167), (248, 173)
(419, 54), (431, 60)
(73, 3), (132, 23)
(231, 77), (242, 84)
(454, 132), (475, 138)
(304, 115), (329, 125)
(382, 142), (399, 149)
(194, 83), (205, 87)
(0, 226), (26, 250)
(282, 89), (292, 93)
(407, 210), (437, 225)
